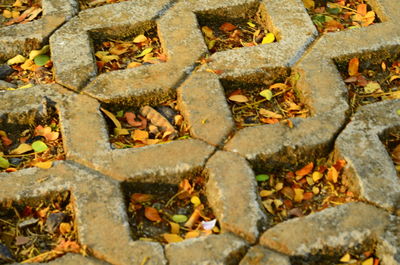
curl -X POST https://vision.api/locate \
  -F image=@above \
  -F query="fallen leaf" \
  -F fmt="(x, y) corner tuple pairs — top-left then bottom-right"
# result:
(220, 22), (237, 32)
(109, 42), (132, 55)
(10, 143), (33, 155)
(190, 196), (201, 207)
(144, 207), (162, 222)
(7, 54), (26, 65)
(0, 157), (10, 169)
(95, 51), (119, 63)
(15, 236), (30, 246)
(127, 62), (142, 68)
(281, 187), (294, 200)
(364, 81), (381, 94)
(29, 45), (50, 60)
(259, 89), (273, 100)
(256, 174), (269, 181)
(100, 107), (122, 129)
(3, 10), (12, 19)
(172, 215), (188, 223)
(390, 75), (400, 82)
(261, 33), (275, 44)
(312, 171), (323, 182)
(362, 258), (374, 265)
(293, 188), (304, 202)
(228, 94), (249, 103)
(333, 159), (346, 171)
(131, 193), (153, 203)
(163, 233), (183, 243)
(31, 140), (48, 153)
(295, 162), (314, 177)
(132, 129), (149, 143)
(391, 144), (400, 164)
(357, 4), (367, 16)
(260, 190), (274, 197)
(348, 58), (359, 76)
(185, 231), (200, 239)
(33, 161), (53, 169)
(326, 166), (339, 183)
(136, 47), (153, 58)
(59, 222), (71, 235)
(133, 34), (147, 43)
(302, 0), (315, 9)
(269, 83), (287, 90)
(340, 253), (351, 262)
(169, 222), (180, 234)
(259, 108), (283, 119)
(201, 26), (215, 39)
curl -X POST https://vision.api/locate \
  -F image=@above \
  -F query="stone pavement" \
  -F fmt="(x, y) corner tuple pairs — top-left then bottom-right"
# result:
(0, 0), (400, 264)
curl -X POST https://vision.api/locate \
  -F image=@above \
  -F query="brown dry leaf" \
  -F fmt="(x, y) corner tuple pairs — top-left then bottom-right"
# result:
(144, 207), (162, 222)
(124, 112), (141, 127)
(327, 166), (339, 183)
(141, 106), (177, 137)
(184, 208), (201, 228)
(348, 58), (359, 77)
(281, 186), (294, 200)
(163, 233), (184, 243)
(219, 22), (237, 32)
(260, 117), (279, 124)
(392, 144), (400, 164)
(228, 94), (249, 103)
(269, 83), (287, 90)
(201, 26), (215, 39)
(260, 190), (274, 197)
(109, 42), (132, 55)
(262, 199), (275, 214)
(259, 108), (283, 119)
(131, 193), (152, 203)
(295, 162), (314, 178)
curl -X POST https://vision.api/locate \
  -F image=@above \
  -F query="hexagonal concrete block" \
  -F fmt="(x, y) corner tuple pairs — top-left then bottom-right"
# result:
(205, 151), (267, 244)
(0, 0), (77, 62)
(259, 202), (399, 260)
(239, 246), (290, 265)
(335, 100), (400, 211)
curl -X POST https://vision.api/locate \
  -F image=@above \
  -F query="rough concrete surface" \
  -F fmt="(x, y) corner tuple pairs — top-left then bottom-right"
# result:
(1, 0), (400, 264)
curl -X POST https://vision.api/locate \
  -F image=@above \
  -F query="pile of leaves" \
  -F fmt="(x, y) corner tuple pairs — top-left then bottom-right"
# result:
(257, 158), (357, 225)
(200, 19), (276, 54)
(101, 100), (190, 149)
(225, 73), (309, 129)
(340, 56), (400, 113)
(302, 0), (378, 33)
(126, 178), (219, 243)
(0, 0), (42, 26)
(337, 250), (379, 265)
(78, 0), (129, 10)
(1, 45), (54, 91)
(94, 30), (166, 74)
(0, 191), (86, 263)
(382, 132), (400, 177)
(0, 116), (65, 173)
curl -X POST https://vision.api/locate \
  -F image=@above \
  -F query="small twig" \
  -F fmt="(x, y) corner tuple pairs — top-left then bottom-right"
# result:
(165, 190), (185, 208)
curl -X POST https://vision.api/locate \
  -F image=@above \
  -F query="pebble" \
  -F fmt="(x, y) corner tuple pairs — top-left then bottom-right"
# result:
(0, 64), (15, 80)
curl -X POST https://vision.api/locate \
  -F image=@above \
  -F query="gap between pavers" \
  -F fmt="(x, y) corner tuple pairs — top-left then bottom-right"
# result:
(0, 0), (77, 62)
(259, 202), (400, 263)
(334, 100), (400, 212)
(239, 246), (291, 265)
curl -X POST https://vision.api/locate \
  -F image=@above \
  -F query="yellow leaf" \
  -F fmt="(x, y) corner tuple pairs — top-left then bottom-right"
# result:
(364, 82), (381, 94)
(13, 0), (23, 7)
(340, 253), (351, 263)
(100, 107), (122, 129)
(390, 75), (400, 82)
(132, 129), (149, 142)
(312, 171), (323, 182)
(302, 0), (315, 9)
(34, 161), (53, 169)
(228, 94), (249, 103)
(190, 196), (201, 207)
(7, 55), (27, 65)
(133, 35), (147, 43)
(95, 51), (119, 63)
(261, 33), (275, 44)
(201, 26), (215, 39)
(185, 231), (200, 239)
(10, 143), (33, 155)
(312, 186), (320, 195)
(275, 182), (283, 191)
(169, 222), (180, 234)
(29, 45), (50, 60)
(259, 190), (274, 197)
(136, 48), (153, 58)
(59, 222), (71, 235)
(294, 188), (304, 203)
(3, 10), (12, 18)
(127, 62), (142, 68)
(114, 128), (130, 136)
(17, 83), (33, 89)
(163, 233), (184, 243)
(21, 59), (34, 70)
(326, 166), (339, 183)
(361, 258), (373, 265)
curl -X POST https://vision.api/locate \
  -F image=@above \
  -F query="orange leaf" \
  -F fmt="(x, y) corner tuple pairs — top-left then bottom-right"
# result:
(333, 159), (346, 172)
(326, 166), (339, 183)
(357, 3), (367, 16)
(132, 129), (149, 143)
(185, 231), (200, 239)
(219, 22), (237, 32)
(169, 222), (180, 234)
(348, 58), (359, 77)
(295, 162), (314, 177)
(228, 94), (249, 103)
(260, 117), (279, 124)
(125, 112), (142, 127)
(1, 135), (12, 146)
(59, 222), (71, 235)
(163, 233), (183, 243)
(55, 240), (81, 253)
(144, 207), (162, 222)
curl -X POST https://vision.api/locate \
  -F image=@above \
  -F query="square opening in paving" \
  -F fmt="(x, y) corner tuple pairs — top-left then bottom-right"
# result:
(220, 70), (309, 129)
(255, 152), (358, 225)
(290, 240), (378, 265)
(121, 177), (219, 244)
(0, 190), (82, 263)
(0, 104), (65, 172)
(90, 21), (166, 75)
(195, 2), (277, 54)
(0, 44), (54, 91)
(302, 0), (381, 34)
(0, 0), (42, 28)
(380, 126), (400, 178)
(78, 0), (130, 10)
(334, 47), (400, 114)
(100, 95), (190, 149)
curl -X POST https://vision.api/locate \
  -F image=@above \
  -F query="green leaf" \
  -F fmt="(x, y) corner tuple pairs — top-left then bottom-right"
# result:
(116, 110), (124, 118)
(256, 174), (270, 182)
(31, 141), (48, 153)
(260, 89), (273, 100)
(172, 215), (188, 223)
(327, 7), (341, 15)
(396, 109), (400, 116)
(136, 47), (153, 58)
(34, 54), (50, 66)
(0, 157), (10, 169)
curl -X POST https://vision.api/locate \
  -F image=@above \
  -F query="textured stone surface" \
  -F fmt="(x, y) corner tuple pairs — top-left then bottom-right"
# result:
(239, 246), (290, 265)
(1, 0), (400, 263)
(165, 233), (248, 265)
(205, 151), (267, 243)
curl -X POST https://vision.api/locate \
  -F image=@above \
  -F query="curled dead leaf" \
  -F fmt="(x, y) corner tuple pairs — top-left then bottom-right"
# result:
(295, 162), (314, 178)
(144, 207), (162, 222)
(348, 58), (359, 77)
